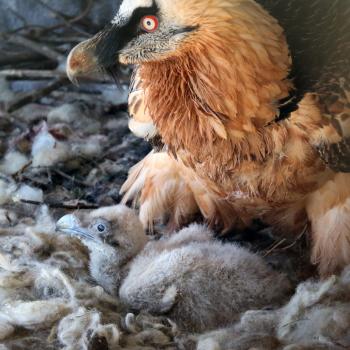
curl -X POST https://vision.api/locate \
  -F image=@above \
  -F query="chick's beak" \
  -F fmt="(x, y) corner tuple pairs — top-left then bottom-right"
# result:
(66, 38), (100, 84)
(56, 214), (96, 241)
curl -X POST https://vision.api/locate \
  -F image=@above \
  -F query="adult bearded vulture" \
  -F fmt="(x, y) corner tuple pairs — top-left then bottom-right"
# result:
(66, 0), (350, 276)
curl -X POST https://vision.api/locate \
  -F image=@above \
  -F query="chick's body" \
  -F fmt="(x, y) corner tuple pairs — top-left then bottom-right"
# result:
(120, 224), (291, 332)
(57, 206), (291, 332)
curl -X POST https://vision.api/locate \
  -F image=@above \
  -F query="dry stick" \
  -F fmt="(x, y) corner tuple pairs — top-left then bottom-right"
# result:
(6, 0), (94, 37)
(7, 7), (28, 27)
(0, 52), (43, 66)
(37, 36), (88, 44)
(4, 34), (66, 63)
(0, 112), (27, 131)
(262, 238), (287, 257)
(0, 69), (111, 84)
(6, 77), (69, 113)
(69, 0), (94, 24)
(263, 226), (308, 257)
(35, 0), (92, 37)
(280, 225), (308, 251)
(0, 69), (66, 80)
(52, 168), (90, 187)
(20, 199), (98, 210)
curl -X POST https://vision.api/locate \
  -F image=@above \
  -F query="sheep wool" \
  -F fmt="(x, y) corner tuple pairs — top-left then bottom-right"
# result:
(197, 267), (350, 350)
(0, 151), (29, 176)
(0, 204), (349, 350)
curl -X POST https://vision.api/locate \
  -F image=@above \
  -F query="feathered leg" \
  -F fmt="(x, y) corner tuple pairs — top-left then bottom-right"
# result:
(120, 151), (199, 231)
(306, 173), (350, 276)
(120, 152), (239, 232)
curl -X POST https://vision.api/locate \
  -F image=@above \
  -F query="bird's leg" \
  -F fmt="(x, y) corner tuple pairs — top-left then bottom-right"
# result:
(120, 151), (199, 232)
(306, 173), (350, 276)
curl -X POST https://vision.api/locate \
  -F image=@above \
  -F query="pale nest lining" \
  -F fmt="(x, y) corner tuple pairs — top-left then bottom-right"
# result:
(0, 206), (185, 350)
(198, 267), (350, 350)
(0, 206), (349, 350)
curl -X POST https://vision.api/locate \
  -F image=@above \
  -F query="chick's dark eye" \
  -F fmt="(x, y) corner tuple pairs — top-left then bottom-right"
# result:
(97, 224), (106, 232)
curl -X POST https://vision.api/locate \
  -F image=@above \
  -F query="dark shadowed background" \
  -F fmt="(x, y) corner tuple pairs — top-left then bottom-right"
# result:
(0, 0), (119, 31)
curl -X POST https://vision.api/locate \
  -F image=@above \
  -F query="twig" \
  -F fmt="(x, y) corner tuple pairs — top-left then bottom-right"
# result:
(37, 36), (88, 44)
(0, 52), (44, 67)
(6, 77), (69, 113)
(0, 111), (28, 131)
(2, 33), (66, 63)
(7, 8), (28, 26)
(69, 0), (94, 24)
(52, 168), (90, 187)
(0, 69), (109, 84)
(20, 199), (98, 210)
(35, 0), (92, 37)
(263, 225), (308, 257)
(0, 69), (67, 80)
(279, 225), (308, 251)
(263, 238), (287, 257)
(5, 0), (95, 37)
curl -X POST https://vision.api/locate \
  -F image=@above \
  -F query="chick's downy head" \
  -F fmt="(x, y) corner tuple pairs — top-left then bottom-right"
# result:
(56, 205), (147, 260)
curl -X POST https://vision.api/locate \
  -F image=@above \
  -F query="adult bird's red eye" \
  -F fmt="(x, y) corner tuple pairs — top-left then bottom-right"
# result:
(140, 15), (159, 33)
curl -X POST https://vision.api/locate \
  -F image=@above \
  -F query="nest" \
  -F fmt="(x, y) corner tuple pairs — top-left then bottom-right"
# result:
(0, 3), (349, 348)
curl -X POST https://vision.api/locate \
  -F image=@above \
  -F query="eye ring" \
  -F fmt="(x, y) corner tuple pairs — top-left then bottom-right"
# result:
(140, 15), (159, 33)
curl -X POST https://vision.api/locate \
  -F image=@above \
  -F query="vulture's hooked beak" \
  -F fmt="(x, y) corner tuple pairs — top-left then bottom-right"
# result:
(56, 214), (97, 242)
(66, 39), (100, 84)
(66, 25), (122, 84)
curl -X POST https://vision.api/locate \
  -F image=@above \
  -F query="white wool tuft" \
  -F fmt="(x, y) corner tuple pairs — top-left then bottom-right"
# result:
(47, 103), (101, 134)
(0, 299), (71, 329)
(197, 338), (221, 350)
(58, 308), (120, 350)
(277, 269), (350, 348)
(0, 179), (17, 206)
(12, 184), (43, 203)
(31, 126), (69, 167)
(71, 135), (106, 158)
(47, 104), (81, 124)
(0, 151), (29, 175)
(28, 205), (56, 234)
(0, 179), (43, 206)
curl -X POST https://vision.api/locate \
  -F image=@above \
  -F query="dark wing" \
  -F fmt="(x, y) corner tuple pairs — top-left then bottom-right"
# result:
(258, 0), (350, 172)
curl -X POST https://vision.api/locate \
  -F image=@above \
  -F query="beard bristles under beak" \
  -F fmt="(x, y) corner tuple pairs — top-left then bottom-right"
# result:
(93, 24), (128, 88)
(103, 64), (124, 89)
(67, 23), (127, 87)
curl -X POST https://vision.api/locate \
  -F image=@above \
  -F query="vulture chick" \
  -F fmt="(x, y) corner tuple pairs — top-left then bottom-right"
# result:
(56, 205), (291, 332)
(66, 0), (350, 276)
